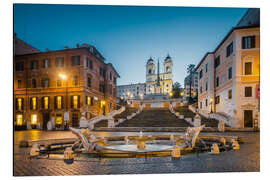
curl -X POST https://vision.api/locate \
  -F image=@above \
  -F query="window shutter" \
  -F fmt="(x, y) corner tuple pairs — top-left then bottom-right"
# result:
(252, 36), (255, 48)
(30, 97), (33, 110)
(61, 96), (64, 109)
(41, 97), (44, 109)
(78, 95), (80, 108)
(15, 98), (18, 111)
(48, 97), (50, 109)
(70, 96), (73, 109)
(85, 95), (87, 105)
(21, 98), (24, 110)
(54, 96), (57, 109)
(242, 37), (245, 49)
(36, 97), (38, 110)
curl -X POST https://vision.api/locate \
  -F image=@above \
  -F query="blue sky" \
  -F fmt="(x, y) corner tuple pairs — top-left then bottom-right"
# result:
(14, 4), (247, 86)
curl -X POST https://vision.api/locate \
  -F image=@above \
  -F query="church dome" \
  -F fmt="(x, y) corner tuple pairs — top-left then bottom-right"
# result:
(164, 54), (172, 62)
(147, 57), (154, 64)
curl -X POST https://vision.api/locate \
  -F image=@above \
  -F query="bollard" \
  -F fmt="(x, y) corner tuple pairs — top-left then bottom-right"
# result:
(232, 139), (240, 150)
(170, 134), (174, 142)
(30, 143), (40, 157)
(124, 136), (129, 144)
(171, 145), (181, 158)
(211, 143), (220, 155)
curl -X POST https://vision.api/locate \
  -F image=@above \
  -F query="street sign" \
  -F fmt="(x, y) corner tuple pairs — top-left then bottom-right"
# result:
(64, 112), (69, 121)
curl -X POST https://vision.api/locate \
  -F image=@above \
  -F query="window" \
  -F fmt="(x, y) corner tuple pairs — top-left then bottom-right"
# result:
(215, 96), (220, 104)
(43, 97), (49, 109)
(15, 62), (24, 71)
(228, 67), (232, 80)
(16, 114), (23, 126)
(86, 96), (91, 105)
(18, 80), (22, 88)
(228, 89), (232, 99)
(109, 84), (112, 95)
(200, 86), (202, 93)
(32, 79), (37, 88)
(216, 76), (219, 87)
(242, 36), (255, 49)
(200, 102), (202, 109)
(56, 96), (62, 109)
(245, 62), (252, 75)
(57, 80), (62, 87)
(110, 72), (112, 80)
(199, 70), (203, 79)
(221, 75), (225, 84)
(87, 58), (93, 69)
(31, 97), (37, 110)
(73, 75), (78, 86)
(71, 95), (80, 109)
(31, 60), (38, 70)
(113, 77), (117, 84)
(73, 96), (78, 109)
(55, 57), (64, 67)
(226, 42), (233, 57)
(87, 77), (91, 87)
(71, 56), (80, 66)
(43, 59), (50, 68)
(215, 56), (220, 68)
(16, 98), (23, 111)
(205, 63), (208, 73)
(245, 87), (252, 97)
(148, 69), (152, 74)
(41, 78), (49, 88)
(99, 83), (105, 93)
(205, 99), (208, 107)
(205, 82), (208, 91)
(31, 114), (37, 125)
(55, 114), (63, 126)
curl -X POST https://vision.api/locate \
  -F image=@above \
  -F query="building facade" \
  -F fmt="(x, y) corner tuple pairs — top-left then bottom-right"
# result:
(195, 8), (260, 128)
(183, 72), (198, 99)
(146, 55), (173, 94)
(14, 39), (119, 130)
(117, 83), (146, 100)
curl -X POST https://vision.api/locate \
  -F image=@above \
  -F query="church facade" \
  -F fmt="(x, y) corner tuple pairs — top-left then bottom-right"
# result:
(145, 55), (173, 95)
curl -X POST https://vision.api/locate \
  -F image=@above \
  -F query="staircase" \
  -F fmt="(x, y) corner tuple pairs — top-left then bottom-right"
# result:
(175, 105), (219, 127)
(116, 108), (191, 127)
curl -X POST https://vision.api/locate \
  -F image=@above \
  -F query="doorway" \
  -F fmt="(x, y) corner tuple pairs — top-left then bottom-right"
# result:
(72, 112), (79, 127)
(244, 110), (253, 127)
(42, 112), (50, 130)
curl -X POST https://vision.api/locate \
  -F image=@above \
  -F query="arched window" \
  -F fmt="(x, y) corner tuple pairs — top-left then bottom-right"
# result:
(148, 69), (152, 74)
(166, 66), (170, 72)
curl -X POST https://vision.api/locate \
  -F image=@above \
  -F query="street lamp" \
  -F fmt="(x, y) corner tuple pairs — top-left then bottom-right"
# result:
(59, 73), (68, 129)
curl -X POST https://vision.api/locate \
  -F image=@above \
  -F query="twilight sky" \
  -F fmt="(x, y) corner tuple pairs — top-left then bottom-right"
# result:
(14, 4), (247, 85)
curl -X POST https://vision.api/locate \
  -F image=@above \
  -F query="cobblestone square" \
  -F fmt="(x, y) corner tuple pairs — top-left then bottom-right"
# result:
(14, 130), (259, 176)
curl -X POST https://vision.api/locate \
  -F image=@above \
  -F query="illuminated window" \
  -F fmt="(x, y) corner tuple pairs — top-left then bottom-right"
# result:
(16, 114), (23, 126)
(44, 97), (49, 109)
(73, 96), (78, 109)
(57, 96), (62, 109)
(17, 98), (22, 110)
(87, 96), (91, 105)
(31, 114), (37, 125)
(32, 97), (37, 110)
(55, 114), (62, 125)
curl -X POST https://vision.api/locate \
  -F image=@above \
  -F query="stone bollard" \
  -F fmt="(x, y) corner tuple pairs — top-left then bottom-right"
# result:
(171, 145), (181, 158)
(211, 143), (220, 155)
(220, 137), (226, 145)
(218, 121), (225, 132)
(170, 134), (174, 142)
(64, 147), (74, 164)
(30, 143), (40, 157)
(232, 139), (240, 150)
(124, 136), (129, 144)
(194, 114), (201, 127)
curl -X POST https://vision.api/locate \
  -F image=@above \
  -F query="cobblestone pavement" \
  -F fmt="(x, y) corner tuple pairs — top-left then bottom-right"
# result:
(14, 130), (260, 176)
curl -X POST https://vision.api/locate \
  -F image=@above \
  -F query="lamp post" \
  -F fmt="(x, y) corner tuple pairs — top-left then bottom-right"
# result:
(59, 73), (68, 129)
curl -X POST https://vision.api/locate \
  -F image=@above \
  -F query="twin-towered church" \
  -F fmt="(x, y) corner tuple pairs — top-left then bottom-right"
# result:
(146, 55), (173, 95)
